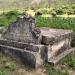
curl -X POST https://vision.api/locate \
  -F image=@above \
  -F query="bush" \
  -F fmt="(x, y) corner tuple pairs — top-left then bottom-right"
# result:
(35, 11), (42, 16)
(61, 51), (75, 70)
(5, 11), (20, 19)
(62, 6), (69, 10)
(72, 5), (75, 9)
(67, 11), (74, 15)
(73, 10), (75, 14)
(55, 9), (64, 15)
(50, 11), (57, 17)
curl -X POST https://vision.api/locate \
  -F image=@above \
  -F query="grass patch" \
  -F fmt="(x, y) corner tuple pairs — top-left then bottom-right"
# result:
(44, 64), (69, 75)
(36, 16), (75, 32)
(0, 52), (19, 75)
(44, 51), (75, 75)
(0, 11), (21, 27)
(60, 51), (75, 70)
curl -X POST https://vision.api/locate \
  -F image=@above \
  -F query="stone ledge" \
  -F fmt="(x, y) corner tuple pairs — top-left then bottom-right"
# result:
(40, 28), (73, 45)
(0, 39), (45, 52)
(49, 47), (75, 65)
(0, 44), (46, 68)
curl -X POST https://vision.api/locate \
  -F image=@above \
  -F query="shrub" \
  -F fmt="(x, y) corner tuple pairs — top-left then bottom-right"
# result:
(50, 11), (57, 17)
(67, 9), (74, 15)
(0, 11), (21, 27)
(55, 9), (64, 15)
(62, 6), (69, 10)
(65, 7), (75, 15)
(72, 5), (75, 9)
(30, 7), (35, 10)
(35, 11), (42, 16)
(73, 9), (75, 14)
(5, 11), (20, 19)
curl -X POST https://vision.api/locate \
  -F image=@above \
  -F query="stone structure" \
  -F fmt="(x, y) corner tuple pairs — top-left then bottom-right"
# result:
(0, 15), (74, 68)
(2, 16), (41, 44)
(40, 28), (73, 63)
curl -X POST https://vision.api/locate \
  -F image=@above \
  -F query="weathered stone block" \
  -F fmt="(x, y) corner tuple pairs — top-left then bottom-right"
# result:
(0, 39), (42, 52)
(47, 38), (71, 61)
(0, 39), (46, 68)
(40, 28), (73, 45)
(40, 28), (73, 62)
(2, 15), (41, 44)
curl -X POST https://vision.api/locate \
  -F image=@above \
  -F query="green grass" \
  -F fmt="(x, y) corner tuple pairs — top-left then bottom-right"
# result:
(35, 16), (75, 32)
(1, 10), (75, 30)
(44, 64), (69, 75)
(0, 52), (19, 75)
(60, 51), (75, 70)
(44, 51), (75, 75)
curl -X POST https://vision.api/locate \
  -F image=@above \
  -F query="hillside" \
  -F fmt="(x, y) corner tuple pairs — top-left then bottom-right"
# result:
(0, 0), (75, 9)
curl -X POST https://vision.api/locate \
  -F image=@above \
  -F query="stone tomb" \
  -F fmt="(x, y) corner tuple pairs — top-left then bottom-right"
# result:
(40, 28), (73, 64)
(0, 15), (73, 68)
(2, 16), (41, 44)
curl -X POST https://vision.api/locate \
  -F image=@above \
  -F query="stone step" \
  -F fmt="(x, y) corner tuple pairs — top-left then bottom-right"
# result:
(40, 28), (73, 45)
(40, 28), (73, 63)
(47, 38), (71, 61)
(0, 40), (47, 68)
(0, 39), (45, 52)
(48, 47), (75, 65)
(0, 39), (47, 68)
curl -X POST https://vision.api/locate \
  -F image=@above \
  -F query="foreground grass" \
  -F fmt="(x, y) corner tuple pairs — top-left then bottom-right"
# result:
(45, 51), (75, 75)
(0, 52), (19, 75)
(0, 51), (75, 75)
(0, 11), (75, 75)
(1, 10), (75, 32)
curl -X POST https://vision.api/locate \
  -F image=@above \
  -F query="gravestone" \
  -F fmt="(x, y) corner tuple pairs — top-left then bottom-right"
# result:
(0, 15), (74, 68)
(40, 28), (73, 64)
(2, 15), (41, 44)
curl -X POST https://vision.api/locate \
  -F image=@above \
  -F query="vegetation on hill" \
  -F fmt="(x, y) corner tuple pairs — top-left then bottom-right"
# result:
(0, 0), (75, 9)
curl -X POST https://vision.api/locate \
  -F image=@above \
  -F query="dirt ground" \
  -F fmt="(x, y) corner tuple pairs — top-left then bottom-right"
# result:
(17, 68), (46, 75)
